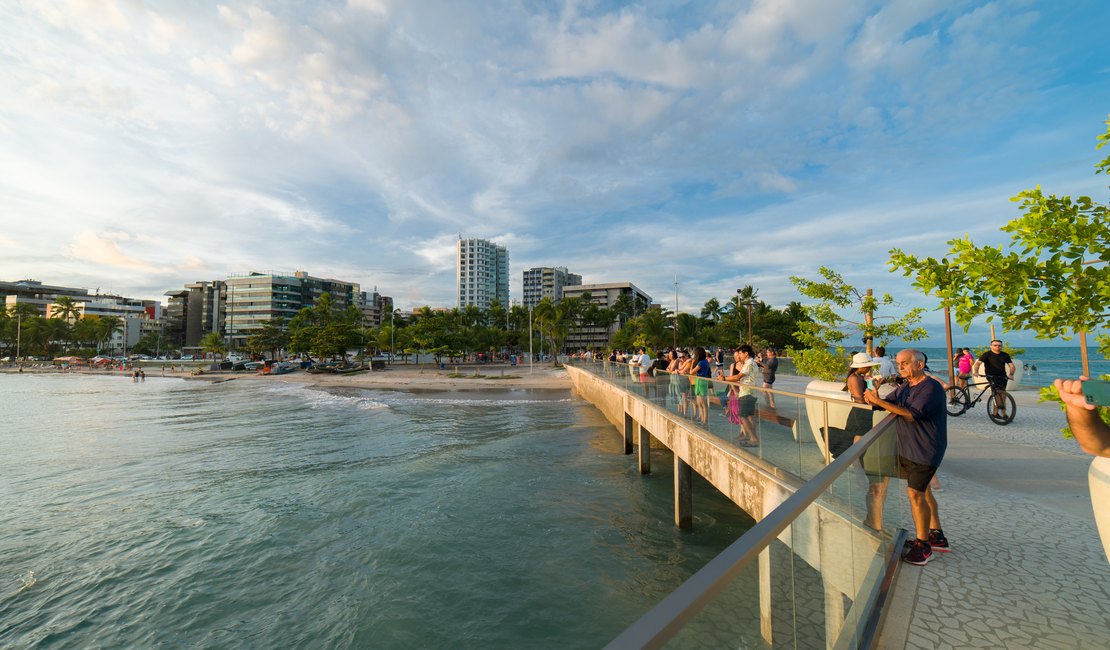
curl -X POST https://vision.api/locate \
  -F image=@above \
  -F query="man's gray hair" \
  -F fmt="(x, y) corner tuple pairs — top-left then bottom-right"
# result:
(902, 348), (925, 363)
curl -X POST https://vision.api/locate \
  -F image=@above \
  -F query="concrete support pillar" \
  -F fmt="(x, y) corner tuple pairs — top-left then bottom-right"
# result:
(623, 412), (634, 455)
(637, 424), (651, 474)
(759, 547), (772, 645)
(824, 580), (845, 648)
(674, 455), (692, 529)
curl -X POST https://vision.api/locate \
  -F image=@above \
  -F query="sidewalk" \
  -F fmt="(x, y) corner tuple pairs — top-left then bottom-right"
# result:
(878, 389), (1110, 649)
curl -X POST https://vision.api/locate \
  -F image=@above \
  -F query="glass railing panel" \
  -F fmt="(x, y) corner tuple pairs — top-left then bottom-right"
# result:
(660, 425), (903, 648)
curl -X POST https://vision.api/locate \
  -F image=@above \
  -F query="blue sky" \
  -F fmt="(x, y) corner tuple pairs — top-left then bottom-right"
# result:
(1, 0), (1107, 347)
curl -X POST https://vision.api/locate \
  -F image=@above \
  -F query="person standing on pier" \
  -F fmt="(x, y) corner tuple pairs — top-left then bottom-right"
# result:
(864, 348), (950, 566)
(756, 347), (778, 408)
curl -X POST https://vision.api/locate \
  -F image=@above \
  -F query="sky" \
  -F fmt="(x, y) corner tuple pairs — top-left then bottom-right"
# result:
(1, 0), (1108, 347)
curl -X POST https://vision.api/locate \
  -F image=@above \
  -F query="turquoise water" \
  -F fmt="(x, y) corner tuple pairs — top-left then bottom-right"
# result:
(0, 374), (751, 648)
(913, 345), (1108, 388)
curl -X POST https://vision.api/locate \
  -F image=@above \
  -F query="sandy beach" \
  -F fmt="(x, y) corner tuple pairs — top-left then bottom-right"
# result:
(0, 362), (574, 391)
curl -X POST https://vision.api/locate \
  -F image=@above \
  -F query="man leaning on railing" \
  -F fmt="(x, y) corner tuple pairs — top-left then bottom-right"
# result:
(864, 348), (951, 566)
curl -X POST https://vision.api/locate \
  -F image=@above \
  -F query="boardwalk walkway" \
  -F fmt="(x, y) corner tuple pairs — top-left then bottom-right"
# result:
(878, 389), (1110, 649)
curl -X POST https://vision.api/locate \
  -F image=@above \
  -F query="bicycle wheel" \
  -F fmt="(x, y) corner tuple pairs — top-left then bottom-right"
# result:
(945, 386), (968, 416)
(987, 390), (1017, 425)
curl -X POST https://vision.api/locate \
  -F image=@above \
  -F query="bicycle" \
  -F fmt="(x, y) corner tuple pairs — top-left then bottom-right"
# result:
(945, 379), (1016, 425)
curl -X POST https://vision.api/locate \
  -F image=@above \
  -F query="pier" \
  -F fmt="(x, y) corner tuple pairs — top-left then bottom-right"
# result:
(566, 361), (1110, 648)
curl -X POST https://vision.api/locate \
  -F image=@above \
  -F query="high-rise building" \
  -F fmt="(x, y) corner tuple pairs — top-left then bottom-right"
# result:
(165, 280), (226, 349)
(357, 289), (393, 328)
(456, 238), (509, 310)
(562, 281), (653, 351)
(225, 271), (360, 349)
(522, 267), (582, 308)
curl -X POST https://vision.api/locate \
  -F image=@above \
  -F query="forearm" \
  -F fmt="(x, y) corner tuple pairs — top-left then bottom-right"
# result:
(1066, 406), (1110, 458)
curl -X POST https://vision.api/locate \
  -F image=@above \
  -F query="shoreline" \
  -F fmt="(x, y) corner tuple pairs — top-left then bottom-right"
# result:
(0, 363), (574, 391)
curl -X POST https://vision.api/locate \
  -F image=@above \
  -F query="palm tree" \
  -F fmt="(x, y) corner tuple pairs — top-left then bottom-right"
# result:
(533, 297), (579, 363)
(51, 296), (81, 323)
(200, 332), (228, 360)
(676, 312), (701, 347)
(96, 316), (124, 354)
(700, 297), (723, 323)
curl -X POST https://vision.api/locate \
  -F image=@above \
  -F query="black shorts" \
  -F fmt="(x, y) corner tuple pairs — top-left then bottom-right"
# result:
(898, 456), (938, 492)
(738, 395), (757, 416)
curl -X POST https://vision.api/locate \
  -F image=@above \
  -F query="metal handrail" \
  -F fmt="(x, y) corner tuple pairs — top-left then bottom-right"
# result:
(587, 359), (877, 410)
(603, 407), (899, 648)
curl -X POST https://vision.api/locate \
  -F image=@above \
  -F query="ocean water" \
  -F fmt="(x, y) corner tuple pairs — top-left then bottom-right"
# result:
(0, 373), (751, 648)
(912, 345), (1108, 388)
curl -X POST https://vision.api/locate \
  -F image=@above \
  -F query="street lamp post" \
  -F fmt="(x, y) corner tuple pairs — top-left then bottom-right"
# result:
(390, 309), (395, 366)
(528, 304), (533, 375)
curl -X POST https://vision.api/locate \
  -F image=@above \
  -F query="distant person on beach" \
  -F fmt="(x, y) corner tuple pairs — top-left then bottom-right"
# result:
(973, 340), (1015, 417)
(756, 347), (778, 408)
(864, 349), (950, 566)
(1055, 375), (1110, 561)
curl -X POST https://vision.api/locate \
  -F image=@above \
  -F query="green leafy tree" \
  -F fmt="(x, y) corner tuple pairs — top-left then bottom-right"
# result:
(132, 331), (169, 356)
(288, 293), (362, 361)
(890, 116), (1110, 434)
(788, 267), (927, 381)
(246, 317), (291, 360)
(889, 116), (1109, 360)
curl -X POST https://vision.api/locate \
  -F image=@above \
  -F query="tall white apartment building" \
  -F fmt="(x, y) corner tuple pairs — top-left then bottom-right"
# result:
(522, 267), (582, 308)
(457, 238), (509, 310)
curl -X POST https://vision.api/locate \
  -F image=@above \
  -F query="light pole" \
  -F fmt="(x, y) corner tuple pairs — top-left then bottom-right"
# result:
(16, 311), (21, 367)
(390, 308), (395, 365)
(528, 304), (533, 375)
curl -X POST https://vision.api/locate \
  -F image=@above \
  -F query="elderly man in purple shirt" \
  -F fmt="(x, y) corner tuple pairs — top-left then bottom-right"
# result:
(864, 348), (950, 566)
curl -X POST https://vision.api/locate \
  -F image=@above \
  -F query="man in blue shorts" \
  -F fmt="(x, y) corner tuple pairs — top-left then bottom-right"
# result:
(864, 348), (950, 565)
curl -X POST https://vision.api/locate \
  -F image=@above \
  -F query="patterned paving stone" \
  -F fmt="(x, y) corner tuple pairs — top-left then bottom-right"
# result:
(886, 402), (1110, 649)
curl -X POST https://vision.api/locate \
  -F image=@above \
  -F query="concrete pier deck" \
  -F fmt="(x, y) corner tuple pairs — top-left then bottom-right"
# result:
(879, 388), (1110, 649)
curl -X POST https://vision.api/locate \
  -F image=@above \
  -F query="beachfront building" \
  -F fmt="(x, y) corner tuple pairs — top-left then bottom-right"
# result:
(2, 279), (92, 316)
(225, 271), (360, 350)
(357, 289), (394, 328)
(457, 238), (509, 311)
(165, 280), (227, 350)
(522, 267), (582, 308)
(48, 296), (162, 353)
(562, 282), (653, 350)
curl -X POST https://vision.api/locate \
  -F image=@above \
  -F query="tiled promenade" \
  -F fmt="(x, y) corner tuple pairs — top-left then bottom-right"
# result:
(878, 389), (1110, 649)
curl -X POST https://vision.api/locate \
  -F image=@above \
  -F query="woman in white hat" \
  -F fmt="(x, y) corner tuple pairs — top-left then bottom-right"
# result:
(844, 351), (888, 530)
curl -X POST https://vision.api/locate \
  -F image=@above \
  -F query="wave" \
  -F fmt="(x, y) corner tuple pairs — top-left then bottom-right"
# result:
(258, 382), (390, 411)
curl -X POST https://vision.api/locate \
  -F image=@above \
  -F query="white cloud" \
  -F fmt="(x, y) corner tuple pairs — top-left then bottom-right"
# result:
(0, 0), (1105, 327)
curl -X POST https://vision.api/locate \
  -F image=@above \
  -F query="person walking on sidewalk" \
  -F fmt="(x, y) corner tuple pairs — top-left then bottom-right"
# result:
(864, 348), (950, 565)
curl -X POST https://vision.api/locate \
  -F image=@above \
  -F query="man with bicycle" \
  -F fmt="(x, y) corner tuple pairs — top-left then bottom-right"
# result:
(972, 340), (1015, 418)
